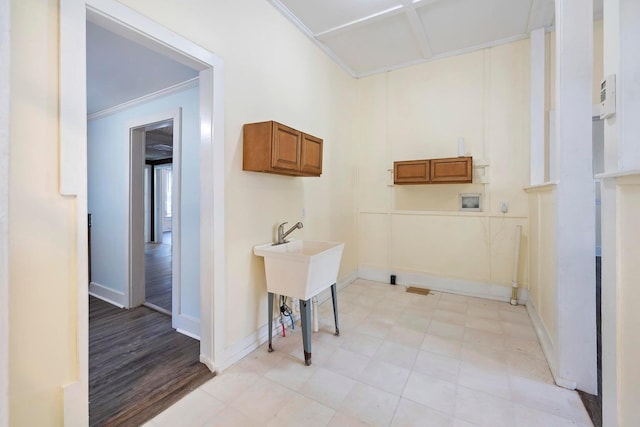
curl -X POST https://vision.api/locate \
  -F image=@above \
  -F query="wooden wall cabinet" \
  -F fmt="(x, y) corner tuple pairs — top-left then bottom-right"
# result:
(394, 156), (472, 184)
(243, 121), (323, 177)
(394, 160), (430, 184)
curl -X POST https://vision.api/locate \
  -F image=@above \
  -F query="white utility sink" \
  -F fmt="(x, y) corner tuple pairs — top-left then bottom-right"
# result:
(254, 240), (345, 300)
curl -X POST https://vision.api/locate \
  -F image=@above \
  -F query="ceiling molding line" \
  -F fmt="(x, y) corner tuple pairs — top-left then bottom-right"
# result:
(526, 0), (538, 33)
(400, 0), (433, 59)
(314, 5), (403, 38)
(315, 0), (446, 36)
(88, 77), (199, 121)
(355, 33), (529, 79)
(410, 0), (448, 9)
(267, 0), (357, 78)
(526, 0), (555, 32)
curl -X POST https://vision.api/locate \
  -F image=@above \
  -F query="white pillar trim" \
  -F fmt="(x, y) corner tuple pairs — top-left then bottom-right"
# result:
(553, 0), (597, 394)
(530, 27), (546, 185)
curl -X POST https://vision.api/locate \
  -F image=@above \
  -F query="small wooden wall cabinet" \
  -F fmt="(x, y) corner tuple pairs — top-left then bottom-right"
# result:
(394, 156), (472, 184)
(243, 121), (323, 177)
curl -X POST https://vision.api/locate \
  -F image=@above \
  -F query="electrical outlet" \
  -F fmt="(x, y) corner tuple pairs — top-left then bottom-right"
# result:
(500, 201), (509, 213)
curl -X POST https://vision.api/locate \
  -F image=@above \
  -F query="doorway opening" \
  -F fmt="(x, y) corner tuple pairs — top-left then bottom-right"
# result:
(60, 0), (226, 421)
(128, 117), (180, 319)
(144, 122), (174, 314)
(141, 119), (175, 316)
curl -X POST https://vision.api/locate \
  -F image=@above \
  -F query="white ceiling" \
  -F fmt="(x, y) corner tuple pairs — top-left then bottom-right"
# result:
(269, 0), (604, 78)
(86, 0), (604, 114)
(86, 21), (199, 115)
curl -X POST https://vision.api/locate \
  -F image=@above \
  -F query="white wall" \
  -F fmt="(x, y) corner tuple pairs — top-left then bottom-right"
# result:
(88, 85), (201, 318)
(356, 41), (530, 300)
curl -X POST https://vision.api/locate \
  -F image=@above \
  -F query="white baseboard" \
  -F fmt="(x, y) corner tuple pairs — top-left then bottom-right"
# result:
(89, 282), (125, 307)
(220, 271), (358, 372)
(174, 313), (200, 340)
(199, 354), (215, 373)
(63, 380), (88, 427)
(358, 266), (527, 303)
(525, 299), (576, 390)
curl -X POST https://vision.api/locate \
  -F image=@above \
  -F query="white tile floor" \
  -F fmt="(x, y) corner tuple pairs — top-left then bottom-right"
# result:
(145, 279), (593, 427)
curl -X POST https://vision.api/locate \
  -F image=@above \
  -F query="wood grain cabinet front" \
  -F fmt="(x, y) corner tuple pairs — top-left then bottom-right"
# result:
(394, 160), (430, 184)
(430, 156), (472, 183)
(394, 156), (472, 184)
(301, 133), (323, 175)
(243, 121), (323, 177)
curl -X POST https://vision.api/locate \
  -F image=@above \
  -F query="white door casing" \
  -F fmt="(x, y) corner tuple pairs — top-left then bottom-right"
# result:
(127, 111), (181, 318)
(59, 0), (226, 424)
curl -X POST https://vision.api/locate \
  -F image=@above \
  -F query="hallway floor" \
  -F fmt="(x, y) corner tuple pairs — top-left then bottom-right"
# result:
(89, 296), (213, 426)
(144, 279), (592, 427)
(145, 231), (172, 312)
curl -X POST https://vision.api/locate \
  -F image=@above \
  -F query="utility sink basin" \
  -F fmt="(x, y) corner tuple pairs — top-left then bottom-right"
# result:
(254, 240), (345, 300)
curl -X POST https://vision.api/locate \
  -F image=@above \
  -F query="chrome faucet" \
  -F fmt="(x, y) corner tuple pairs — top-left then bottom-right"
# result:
(276, 221), (303, 245)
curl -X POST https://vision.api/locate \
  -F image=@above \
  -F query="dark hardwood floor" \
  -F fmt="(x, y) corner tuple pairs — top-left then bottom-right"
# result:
(89, 296), (213, 426)
(145, 231), (172, 312)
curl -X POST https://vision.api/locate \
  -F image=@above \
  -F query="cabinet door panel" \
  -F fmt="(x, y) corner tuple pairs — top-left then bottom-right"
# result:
(301, 133), (323, 175)
(272, 123), (301, 171)
(430, 157), (472, 183)
(394, 160), (430, 184)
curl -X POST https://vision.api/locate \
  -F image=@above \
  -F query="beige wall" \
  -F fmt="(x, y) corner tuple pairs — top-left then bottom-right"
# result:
(525, 185), (557, 349)
(119, 0), (359, 347)
(9, 0), (78, 424)
(9, 0), (358, 424)
(616, 175), (640, 426)
(357, 41), (530, 293)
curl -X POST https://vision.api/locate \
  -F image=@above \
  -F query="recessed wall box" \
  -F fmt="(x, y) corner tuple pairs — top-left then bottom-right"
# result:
(600, 74), (616, 119)
(460, 193), (482, 212)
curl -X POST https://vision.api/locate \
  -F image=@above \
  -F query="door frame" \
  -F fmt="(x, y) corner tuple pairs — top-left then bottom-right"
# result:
(59, 0), (226, 423)
(128, 111), (181, 324)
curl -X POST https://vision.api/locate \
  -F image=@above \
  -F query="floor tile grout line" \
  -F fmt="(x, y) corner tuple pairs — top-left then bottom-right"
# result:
(149, 279), (593, 427)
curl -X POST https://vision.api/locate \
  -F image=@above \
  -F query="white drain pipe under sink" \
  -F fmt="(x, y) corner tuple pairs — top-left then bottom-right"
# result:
(511, 225), (523, 305)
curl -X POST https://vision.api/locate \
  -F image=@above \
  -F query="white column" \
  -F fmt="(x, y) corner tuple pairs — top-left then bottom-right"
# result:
(530, 28), (546, 185)
(603, 0), (640, 172)
(553, 0), (597, 393)
(601, 0), (640, 425)
(617, 1), (640, 171)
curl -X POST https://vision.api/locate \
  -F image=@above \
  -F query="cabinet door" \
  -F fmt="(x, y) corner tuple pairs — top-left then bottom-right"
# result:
(394, 160), (430, 184)
(271, 122), (301, 172)
(430, 157), (472, 183)
(301, 133), (323, 175)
